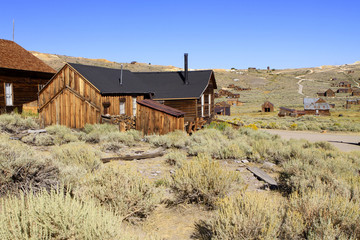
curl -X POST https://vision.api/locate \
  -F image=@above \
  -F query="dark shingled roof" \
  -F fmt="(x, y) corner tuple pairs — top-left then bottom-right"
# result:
(134, 71), (214, 99)
(0, 39), (56, 73)
(68, 63), (215, 99)
(137, 99), (185, 117)
(69, 63), (151, 94)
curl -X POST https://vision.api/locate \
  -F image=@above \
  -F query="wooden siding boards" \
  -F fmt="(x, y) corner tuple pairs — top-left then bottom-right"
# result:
(136, 100), (184, 135)
(39, 64), (147, 128)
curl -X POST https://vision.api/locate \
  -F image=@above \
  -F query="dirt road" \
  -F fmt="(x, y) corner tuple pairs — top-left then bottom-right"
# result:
(262, 129), (360, 152)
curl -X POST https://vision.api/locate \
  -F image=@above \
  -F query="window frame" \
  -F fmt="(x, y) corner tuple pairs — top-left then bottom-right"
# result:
(5, 83), (13, 106)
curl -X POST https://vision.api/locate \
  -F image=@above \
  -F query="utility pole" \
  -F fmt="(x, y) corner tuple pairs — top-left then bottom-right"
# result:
(13, 19), (15, 41)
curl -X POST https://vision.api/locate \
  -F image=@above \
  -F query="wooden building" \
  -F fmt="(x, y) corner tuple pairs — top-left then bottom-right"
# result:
(0, 39), (55, 113)
(227, 99), (243, 106)
(337, 88), (352, 94)
(39, 62), (216, 129)
(278, 107), (305, 117)
(352, 88), (360, 96)
(304, 98), (330, 116)
(338, 81), (351, 88)
(214, 101), (231, 116)
(261, 101), (274, 112)
(317, 88), (335, 97)
(136, 99), (184, 135)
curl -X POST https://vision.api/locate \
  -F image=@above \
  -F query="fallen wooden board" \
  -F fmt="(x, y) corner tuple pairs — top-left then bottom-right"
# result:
(27, 129), (47, 134)
(247, 167), (278, 186)
(101, 147), (165, 163)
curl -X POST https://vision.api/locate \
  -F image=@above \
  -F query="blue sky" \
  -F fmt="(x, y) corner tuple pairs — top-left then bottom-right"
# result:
(1, 0), (359, 69)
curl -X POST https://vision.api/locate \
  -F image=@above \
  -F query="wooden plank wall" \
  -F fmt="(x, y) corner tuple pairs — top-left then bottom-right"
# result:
(101, 95), (144, 116)
(162, 99), (195, 122)
(39, 65), (103, 128)
(136, 104), (184, 135)
(39, 65), (101, 110)
(0, 75), (48, 108)
(39, 88), (100, 128)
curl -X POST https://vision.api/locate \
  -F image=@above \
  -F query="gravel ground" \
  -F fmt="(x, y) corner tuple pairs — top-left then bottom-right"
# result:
(262, 129), (360, 152)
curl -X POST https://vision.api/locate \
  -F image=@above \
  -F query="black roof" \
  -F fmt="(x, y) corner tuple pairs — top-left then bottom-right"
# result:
(68, 63), (215, 99)
(69, 63), (151, 95)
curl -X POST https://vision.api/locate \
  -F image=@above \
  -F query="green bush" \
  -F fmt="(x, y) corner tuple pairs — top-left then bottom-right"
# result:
(0, 113), (38, 133)
(165, 149), (187, 166)
(75, 163), (159, 221)
(145, 130), (188, 148)
(195, 192), (284, 239)
(0, 190), (124, 239)
(170, 154), (240, 208)
(281, 190), (360, 239)
(0, 135), (60, 196)
(45, 124), (79, 145)
(51, 142), (101, 172)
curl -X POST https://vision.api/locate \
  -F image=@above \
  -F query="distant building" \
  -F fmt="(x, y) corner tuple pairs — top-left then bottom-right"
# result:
(304, 98), (331, 116)
(226, 99), (243, 106)
(337, 88), (352, 94)
(214, 101), (231, 116)
(278, 107), (305, 117)
(261, 101), (274, 112)
(338, 81), (351, 88)
(317, 89), (335, 97)
(352, 88), (360, 96)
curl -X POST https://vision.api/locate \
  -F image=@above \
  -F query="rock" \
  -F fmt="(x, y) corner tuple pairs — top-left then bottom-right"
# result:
(241, 159), (249, 163)
(263, 161), (276, 169)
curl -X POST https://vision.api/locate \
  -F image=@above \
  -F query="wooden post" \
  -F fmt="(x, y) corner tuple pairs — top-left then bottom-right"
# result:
(119, 122), (126, 132)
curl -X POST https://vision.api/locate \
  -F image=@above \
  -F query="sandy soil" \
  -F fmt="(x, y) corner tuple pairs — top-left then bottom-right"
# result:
(262, 129), (360, 152)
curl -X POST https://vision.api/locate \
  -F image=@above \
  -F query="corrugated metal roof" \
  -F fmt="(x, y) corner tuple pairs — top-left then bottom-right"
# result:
(304, 98), (330, 110)
(137, 99), (185, 117)
(0, 39), (56, 73)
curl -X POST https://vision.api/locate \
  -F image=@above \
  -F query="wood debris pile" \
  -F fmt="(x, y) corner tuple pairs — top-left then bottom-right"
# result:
(101, 115), (136, 131)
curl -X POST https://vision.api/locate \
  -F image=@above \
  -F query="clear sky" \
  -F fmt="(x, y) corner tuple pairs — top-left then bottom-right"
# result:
(1, 0), (359, 70)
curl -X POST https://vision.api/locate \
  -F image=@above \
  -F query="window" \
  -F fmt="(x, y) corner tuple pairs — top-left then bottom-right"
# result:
(120, 98), (125, 115)
(208, 94), (211, 116)
(132, 97), (137, 116)
(201, 94), (204, 117)
(5, 83), (13, 106)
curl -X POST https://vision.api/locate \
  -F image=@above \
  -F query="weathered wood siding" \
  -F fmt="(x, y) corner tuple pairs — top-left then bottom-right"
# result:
(136, 104), (184, 135)
(39, 65), (101, 109)
(0, 74), (49, 110)
(39, 88), (100, 128)
(39, 64), (148, 128)
(101, 95), (144, 116)
(39, 64), (102, 128)
(162, 99), (196, 122)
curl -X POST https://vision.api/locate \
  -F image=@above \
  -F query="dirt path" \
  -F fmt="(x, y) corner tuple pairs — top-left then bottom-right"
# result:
(295, 69), (314, 96)
(262, 129), (360, 152)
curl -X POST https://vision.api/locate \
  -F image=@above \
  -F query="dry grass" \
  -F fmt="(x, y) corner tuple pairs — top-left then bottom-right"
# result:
(170, 154), (241, 208)
(0, 189), (125, 239)
(75, 162), (160, 222)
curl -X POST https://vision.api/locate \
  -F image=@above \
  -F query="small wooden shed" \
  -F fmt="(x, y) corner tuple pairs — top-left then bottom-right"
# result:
(136, 99), (185, 135)
(214, 101), (231, 116)
(262, 101), (274, 112)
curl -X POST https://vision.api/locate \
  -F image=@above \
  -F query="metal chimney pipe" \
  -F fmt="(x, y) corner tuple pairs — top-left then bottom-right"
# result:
(184, 53), (189, 85)
(120, 64), (123, 85)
